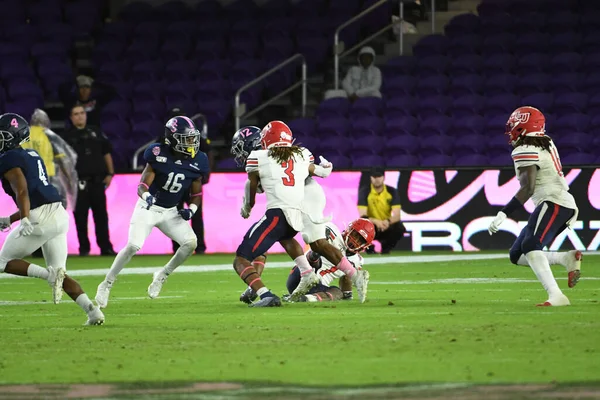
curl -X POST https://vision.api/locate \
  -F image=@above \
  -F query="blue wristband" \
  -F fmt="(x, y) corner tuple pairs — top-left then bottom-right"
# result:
(501, 197), (522, 216)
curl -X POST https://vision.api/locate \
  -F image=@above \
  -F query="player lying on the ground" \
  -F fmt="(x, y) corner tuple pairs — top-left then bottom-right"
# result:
(488, 106), (582, 307)
(0, 113), (104, 325)
(232, 124), (369, 305)
(284, 218), (375, 302)
(232, 121), (336, 307)
(95, 116), (209, 308)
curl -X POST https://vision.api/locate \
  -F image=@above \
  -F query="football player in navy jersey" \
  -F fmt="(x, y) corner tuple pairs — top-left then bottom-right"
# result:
(0, 113), (105, 325)
(95, 116), (209, 308)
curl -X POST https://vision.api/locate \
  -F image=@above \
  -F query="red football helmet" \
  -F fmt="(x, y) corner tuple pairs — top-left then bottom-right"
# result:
(260, 120), (294, 149)
(505, 106), (546, 145)
(342, 218), (375, 253)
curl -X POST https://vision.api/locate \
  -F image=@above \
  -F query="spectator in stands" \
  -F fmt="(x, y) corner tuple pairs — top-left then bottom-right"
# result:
(157, 107), (212, 255)
(60, 75), (115, 127)
(62, 105), (116, 256)
(23, 109), (78, 257)
(325, 46), (382, 100)
(357, 168), (406, 254)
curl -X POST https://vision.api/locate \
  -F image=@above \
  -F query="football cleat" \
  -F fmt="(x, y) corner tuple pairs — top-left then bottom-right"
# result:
(536, 293), (570, 307)
(47, 266), (65, 304)
(352, 269), (370, 304)
(249, 294), (282, 308)
(148, 271), (167, 299)
(85, 307), (105, 326)
(290, 270), (319, 301)
(566, 250), (582, 288)
(95, 280), (113, 308)
(239, 286), (258, 304)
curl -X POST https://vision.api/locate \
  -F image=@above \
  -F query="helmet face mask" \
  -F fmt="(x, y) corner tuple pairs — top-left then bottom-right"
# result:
(342, 218), (376, 253)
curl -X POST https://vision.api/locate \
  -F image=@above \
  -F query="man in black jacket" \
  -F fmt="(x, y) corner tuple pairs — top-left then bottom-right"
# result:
(62, 105), (116, 256)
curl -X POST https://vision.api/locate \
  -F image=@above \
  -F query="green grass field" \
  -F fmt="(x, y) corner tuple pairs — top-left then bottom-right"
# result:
(1, 252), (599, 399)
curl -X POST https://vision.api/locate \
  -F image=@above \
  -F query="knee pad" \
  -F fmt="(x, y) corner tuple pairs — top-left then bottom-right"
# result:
(123, 243), (141, 257)
(178, 238), (197, 254)
(521, 235), (543, 255)
(509, 247), (522, 265)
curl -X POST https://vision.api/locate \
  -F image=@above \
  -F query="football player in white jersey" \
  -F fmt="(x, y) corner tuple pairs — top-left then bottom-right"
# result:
(488, 106), (581, 307)
(284, 218), (375, 302)
(232, 123), (370, 304)
(234, 121), (336, 307)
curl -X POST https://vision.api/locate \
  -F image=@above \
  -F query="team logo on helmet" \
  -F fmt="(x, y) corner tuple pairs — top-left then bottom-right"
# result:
(166, 118), (178, 133)
(152, 146), (160, 156)
(512, 110), (530, 123)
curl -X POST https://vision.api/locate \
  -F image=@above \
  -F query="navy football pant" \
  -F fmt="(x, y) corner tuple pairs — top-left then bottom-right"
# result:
(236, 208), (297, 261)
(509, 201), (575, 265)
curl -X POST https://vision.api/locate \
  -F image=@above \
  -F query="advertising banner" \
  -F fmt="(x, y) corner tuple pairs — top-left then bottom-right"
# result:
(0, 168), (598, 254)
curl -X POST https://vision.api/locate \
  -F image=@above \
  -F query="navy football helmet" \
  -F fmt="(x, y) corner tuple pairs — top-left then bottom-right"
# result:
(231, 126), (262, 167)
(164, 115), (200, 158)
(0, 113), (29, 154)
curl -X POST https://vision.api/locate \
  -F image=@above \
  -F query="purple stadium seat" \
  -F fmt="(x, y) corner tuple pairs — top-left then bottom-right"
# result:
(451, 115), (486, 135)
(131, 119), (163, 141)
(553, 113), (590, 132)
(457, 133), (488, 153)
(588, 94), (600, 115)
(482, 54), (515, 75)
(550, 73), (582, 94)
(102, 100), (132, 120)
(349, 97), (384, 119)
(7, 82), (43, 102)
(413, 35), (450, 57)
(317, 116), (350, 135)
(416, 76), (449, 96)
(417, 55), (449, 76)
(447, 36), (482, 56)
(384, 76), (416, 97)
(382, 116), (418, 136)
(5, 98), (42, 119)
(419, 115), (452, 135)
(102, 120), (131, 139)
(448, 75), (483, 97)
(449, 95), (485, 117)
(351, 116), (384, 135)
(516, 73), (550, 96)
(445, 13), (481, 37)
(553, 132), (591, 152)
(316, 98), (350, 119)
(385, 57), (415, 75)
(352, 155), (384, 168)
(447, 55), (482, 76)
(420, 154), (453, 167)
(418, 95), (451, 118)
(326, 154), (351, 169)
(385, 154), (419, 168)
(385, 97), (416, 116)
(561, 153), (596, 165)
(454, 154), (489, 167)
(480, 33), (514, 56)
(288, 118), (316, 137)
(384, 134), (419, 154)
(553, 93), (588, 114)
(549, 52), (583, 74)
(485, 93), (520, 115)
(521, 93), (554, 113)
(488, 154), (512, 166)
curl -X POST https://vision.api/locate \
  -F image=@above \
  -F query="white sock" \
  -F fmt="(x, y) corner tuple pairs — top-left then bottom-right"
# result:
(295, 255), (312, 274)
(106, 245), (138, 282)
(526, 250), (562, 298)
(517, 252), (565, 268)
(75, 293), (95, 314)
(27, 264), (49, 280)
(256, 287), (269, 296)
(163, 242), (194, 275)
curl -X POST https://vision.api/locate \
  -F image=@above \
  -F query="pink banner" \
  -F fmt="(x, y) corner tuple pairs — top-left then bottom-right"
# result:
(0, 172), (364, 255)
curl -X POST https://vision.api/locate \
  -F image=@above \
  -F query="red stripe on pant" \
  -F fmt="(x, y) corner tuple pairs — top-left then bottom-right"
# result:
(252, 216), (279, 253)
(539, 204), (560, 243)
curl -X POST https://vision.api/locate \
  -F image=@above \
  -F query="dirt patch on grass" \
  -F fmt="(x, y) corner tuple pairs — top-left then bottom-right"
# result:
(0, 382), (599, 399)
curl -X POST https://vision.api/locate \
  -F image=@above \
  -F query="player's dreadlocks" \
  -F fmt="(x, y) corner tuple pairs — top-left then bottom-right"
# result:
(268, 145), (304, 164)
(518, 136), (552, 152)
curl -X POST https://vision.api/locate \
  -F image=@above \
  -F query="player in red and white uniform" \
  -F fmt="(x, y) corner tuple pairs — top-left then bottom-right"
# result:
(285, 218), (375, 302)
(233, 121), (334, 307)
(488, 106), (581, 307)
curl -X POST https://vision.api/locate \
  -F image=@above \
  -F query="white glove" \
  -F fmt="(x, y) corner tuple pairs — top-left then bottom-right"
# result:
(0, 216), (10, 232)
(488, 211), (507, 235)
(18, 217), (34, 236)
(319, 156), (332, 169)
(240, 199), (252, 219)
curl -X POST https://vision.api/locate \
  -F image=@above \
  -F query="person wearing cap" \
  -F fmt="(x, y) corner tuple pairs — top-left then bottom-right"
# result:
(158, 107), (213, 254)
(357, 168), (406, 254)
(62, 104), (116, 256)
(60, 75), (115, 127)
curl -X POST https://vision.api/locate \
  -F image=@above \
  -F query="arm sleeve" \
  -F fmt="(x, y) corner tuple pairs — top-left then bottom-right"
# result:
(245, 151), (259, 173)
(100, 133), (113, 155)
(358, 186), (369, 207)
(342, 67), (356, 95)
(356, 67), (382, 97)
(511, 146), (541, 169)
(389, 185), (401, 209)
